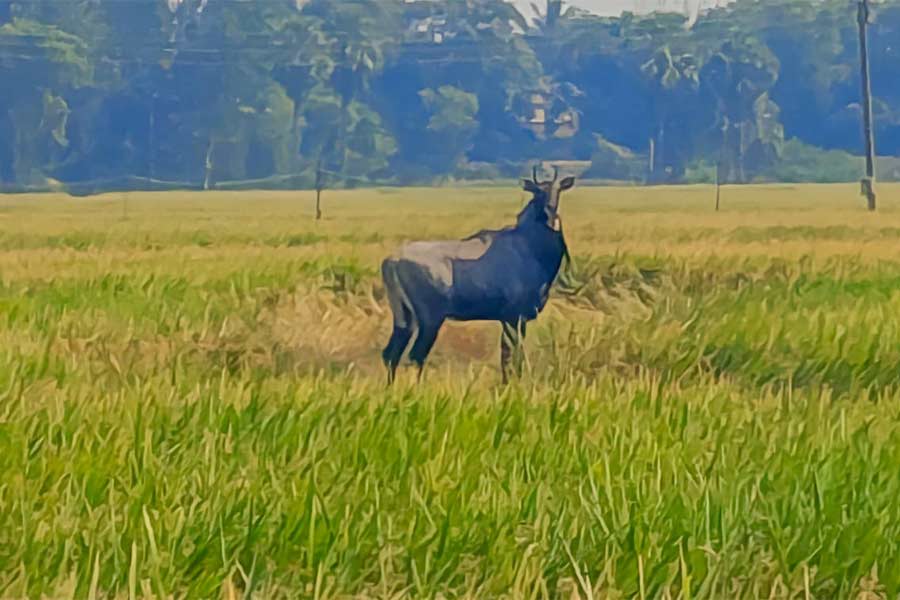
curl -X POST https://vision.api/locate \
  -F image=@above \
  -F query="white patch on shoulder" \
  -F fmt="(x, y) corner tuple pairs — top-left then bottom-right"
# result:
(393, 237), (491, 288)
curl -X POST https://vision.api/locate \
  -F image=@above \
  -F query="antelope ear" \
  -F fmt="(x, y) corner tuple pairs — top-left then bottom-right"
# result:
(523, 179), (540, 193)
(559, 177), (576, 191)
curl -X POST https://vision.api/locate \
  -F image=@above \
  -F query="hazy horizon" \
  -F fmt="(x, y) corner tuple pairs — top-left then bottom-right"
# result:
(509, 0), (730, 18)
(510, 0), (635, 16)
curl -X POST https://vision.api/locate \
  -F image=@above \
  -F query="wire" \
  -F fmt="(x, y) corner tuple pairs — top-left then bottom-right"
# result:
(0, 43), (524, 67)
(20, 168), (397, 195)
(318, 167), (380, 185)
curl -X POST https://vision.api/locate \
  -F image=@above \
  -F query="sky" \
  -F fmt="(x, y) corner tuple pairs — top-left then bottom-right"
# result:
(509, 0), (634, 16)
(508, 0), (728, 19)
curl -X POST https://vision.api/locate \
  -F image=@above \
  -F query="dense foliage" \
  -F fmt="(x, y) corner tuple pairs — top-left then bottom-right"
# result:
(2, 0), (899, 189)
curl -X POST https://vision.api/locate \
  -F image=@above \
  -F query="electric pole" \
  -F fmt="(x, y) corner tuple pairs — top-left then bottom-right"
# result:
(315, 158), (324, 221)
(857, 0), (877, 211)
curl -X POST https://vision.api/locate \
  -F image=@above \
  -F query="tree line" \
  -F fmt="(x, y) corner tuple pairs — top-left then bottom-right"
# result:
(1, 0), (899, 191)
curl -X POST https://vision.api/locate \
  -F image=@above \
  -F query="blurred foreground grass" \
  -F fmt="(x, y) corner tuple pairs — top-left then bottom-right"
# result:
(2, 184), (900, 598)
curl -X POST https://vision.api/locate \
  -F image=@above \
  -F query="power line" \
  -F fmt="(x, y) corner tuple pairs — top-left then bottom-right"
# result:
(0, 52), (503, 68)
(0, 38), (526, 67)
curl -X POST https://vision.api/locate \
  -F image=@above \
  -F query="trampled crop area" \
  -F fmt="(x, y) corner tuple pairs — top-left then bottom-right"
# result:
(2, 184), (900, 598)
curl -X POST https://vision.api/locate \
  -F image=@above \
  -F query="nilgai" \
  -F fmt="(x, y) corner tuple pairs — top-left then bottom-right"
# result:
(381, 167), (575, 383)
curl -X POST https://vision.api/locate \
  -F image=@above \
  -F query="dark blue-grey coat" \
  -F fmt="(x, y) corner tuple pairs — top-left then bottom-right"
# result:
(381, 174), (575, 382)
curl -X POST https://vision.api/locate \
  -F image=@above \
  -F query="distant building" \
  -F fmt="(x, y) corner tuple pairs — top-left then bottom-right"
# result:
(520, 90), (581, 140)
(408, 15), (450, 44)
(524, 93), (550, 137)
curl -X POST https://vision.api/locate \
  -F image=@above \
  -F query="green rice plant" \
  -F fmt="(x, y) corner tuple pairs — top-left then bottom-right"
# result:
(1, 185), (900, 598)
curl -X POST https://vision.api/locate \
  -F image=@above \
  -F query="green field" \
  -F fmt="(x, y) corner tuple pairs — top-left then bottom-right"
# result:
(3, 184), (900, 598)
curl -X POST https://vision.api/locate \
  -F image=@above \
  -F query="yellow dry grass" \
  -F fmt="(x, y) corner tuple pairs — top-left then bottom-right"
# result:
(4, 184), (900, 597)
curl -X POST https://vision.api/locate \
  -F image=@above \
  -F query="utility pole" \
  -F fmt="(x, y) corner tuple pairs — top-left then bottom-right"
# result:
(716, 118), (727, 211)
(149, 92), (157, 181)
(715, 162), (721, 212)
(547, 0), (562, 28)
(315, 158), (324, 221)
(857, 0), (877, 211)
(203, 138), (214, 191)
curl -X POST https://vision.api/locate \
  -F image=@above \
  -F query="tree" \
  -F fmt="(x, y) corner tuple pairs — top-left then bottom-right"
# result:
(0, 17), (93, 183)
(4, 0), (900, 189)
(419, 86), (480, 175)
(640, 46), (704, 181)
(701, 38), (782, 182)
(298, 0), (403, 180)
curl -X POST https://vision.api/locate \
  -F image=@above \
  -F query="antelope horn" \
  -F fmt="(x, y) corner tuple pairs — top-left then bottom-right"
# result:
(553, 166), (559, 182)
(533, 165), (539, 184)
